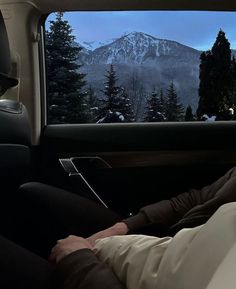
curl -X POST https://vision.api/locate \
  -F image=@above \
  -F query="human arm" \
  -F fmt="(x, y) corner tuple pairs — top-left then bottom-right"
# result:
(124, 167), (236, 230)
(86, 222), (129, 247)
(87, 167), (236, 245)
(85, 189), (207, 244)
(51, 236), (126, 289)
(50, 235), (93, 263)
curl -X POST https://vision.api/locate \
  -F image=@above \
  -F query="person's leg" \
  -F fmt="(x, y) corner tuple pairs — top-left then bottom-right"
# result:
(0, 235), (53, 289)
(14, 182), (121, 258)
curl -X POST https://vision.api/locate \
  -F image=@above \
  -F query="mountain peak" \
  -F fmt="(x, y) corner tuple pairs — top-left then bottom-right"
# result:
(121, 31), (158, 43)
(80, 31), (200, 65)
(125, 31), (156, 38)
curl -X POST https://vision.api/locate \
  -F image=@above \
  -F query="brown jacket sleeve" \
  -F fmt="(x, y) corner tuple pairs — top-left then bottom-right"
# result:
(124, 167), (236, 231)
(53, 249), (126, 289)
(124, 189), (202, 230)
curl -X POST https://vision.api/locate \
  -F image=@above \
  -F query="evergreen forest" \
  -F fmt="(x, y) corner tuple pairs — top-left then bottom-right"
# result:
(46, 13), (236, 124)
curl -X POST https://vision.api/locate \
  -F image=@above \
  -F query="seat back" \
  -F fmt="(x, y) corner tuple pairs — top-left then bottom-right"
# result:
(0, 9), (30, 188)
(0, 10), (32, 240)
(0, 99), (32, 241)
(0, 99), (31, 189)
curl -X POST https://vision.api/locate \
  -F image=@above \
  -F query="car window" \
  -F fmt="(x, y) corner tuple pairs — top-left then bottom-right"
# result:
(44, 11), (236, 124)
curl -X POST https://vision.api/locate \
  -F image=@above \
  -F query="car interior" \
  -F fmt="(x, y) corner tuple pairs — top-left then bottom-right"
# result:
(1, 0), (236, 286)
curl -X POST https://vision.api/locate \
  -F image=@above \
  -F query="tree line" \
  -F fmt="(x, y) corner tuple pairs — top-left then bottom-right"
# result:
(46, 12), (236, 124)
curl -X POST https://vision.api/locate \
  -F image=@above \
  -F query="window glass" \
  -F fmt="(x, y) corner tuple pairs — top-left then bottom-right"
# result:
(45, 11), (236, 124)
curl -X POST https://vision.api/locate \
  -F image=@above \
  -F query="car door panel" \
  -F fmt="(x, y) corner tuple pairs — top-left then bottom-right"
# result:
(39, 122), (236, 216)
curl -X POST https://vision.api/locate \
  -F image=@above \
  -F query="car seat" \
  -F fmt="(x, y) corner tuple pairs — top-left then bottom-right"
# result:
(0, 9), (31, 240)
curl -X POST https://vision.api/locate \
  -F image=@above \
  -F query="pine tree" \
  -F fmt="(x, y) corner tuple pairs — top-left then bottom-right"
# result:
(86, 85), (100, 122)
(197, 30), (234, 120)
(197, 51), (215, 119)
(159, 88), (166, 118)
(165, 82), (184, 121)
(98, 65), (133, 123)
(229, 56), (236, 119)
(144, 90), (166, 122)
(185, 105), (194, 121)
(65, 91), (90, 123)
(118, 88), (134, 122)
(46, 12), (88, 123)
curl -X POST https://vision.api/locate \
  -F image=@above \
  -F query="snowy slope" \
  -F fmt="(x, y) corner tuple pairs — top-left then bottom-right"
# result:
(77, 32), (203, 115)
(82, 32), (200, 65)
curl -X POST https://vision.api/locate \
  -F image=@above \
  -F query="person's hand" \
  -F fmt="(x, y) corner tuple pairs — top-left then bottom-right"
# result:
(87, 222), (129, 247)
(49, 235), (92, 263)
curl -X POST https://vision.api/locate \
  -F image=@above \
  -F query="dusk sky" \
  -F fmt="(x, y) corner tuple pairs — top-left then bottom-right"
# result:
(46, 11), (236, 51)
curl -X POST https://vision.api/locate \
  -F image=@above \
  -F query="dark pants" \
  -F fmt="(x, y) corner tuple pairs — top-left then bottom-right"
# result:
(0, 182), (121, 289)
(0, 235), (53, 289)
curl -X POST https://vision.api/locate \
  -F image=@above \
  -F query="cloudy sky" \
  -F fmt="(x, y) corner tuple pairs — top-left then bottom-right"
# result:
(47, 11), (236, 51)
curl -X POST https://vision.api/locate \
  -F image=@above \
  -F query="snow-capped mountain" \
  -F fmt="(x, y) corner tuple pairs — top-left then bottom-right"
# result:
(81, 32), (200, 65)
(78, 32), (202, 118)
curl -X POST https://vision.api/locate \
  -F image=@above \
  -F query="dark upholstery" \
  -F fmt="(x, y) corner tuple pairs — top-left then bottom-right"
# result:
(0, 99), (31, 182)
(0, 100), (31, 145)
(0, 11), (31, 243)
(0, 235), (53, 289)
(17, 182), (121, 258)
(0, 10), (31, 182)
(0, 100), (32, 241)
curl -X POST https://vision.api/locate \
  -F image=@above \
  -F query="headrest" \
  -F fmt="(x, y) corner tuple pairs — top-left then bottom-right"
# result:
(0, 10), (18, 90)
(0, 99), (31, 146)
